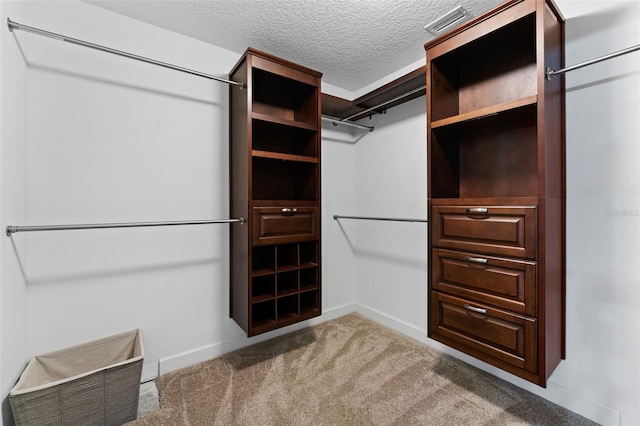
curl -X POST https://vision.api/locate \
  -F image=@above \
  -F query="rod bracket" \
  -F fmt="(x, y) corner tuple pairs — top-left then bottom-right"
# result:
(6, 226), (16, 237)
(7, 18), (16, 32)
(545, 67), (555, 81)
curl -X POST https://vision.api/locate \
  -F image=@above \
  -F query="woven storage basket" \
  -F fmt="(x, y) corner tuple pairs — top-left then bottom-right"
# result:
(9, 329), (144, 426)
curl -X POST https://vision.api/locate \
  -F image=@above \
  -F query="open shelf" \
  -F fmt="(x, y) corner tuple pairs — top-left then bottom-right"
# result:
(251, 275), (276, 302)
(252, 112), (317, 131)
(277, 270), (299, 296)
(252, 150), (318, 164)
(252, 300), (276, 327)
(252, 118), (318, 158)
(277, 294), (299, 320)
(430, 14), (536, 123)
(431, 96), (536, 129)
(252, 157), (318, 200)
(300, 267), (318, 292)
(253, 68), (317, 126)
(430, 103), (538, 199)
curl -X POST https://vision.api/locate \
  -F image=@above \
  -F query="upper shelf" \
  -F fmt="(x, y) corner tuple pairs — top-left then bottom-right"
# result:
(252, 112), (317, 131)
(321, 66), (426, 121)
(431, 95), (537, 129)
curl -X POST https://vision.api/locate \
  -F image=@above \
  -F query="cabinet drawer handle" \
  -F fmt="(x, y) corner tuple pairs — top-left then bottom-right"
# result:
(281, 208), (298, 215)
(464, 256), (488, 264)
(466, 207), (488, 214)
(464, 304), (487, 315)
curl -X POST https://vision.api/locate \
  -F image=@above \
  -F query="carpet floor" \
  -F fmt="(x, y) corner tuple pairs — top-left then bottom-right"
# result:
(127, 313), (596, 426)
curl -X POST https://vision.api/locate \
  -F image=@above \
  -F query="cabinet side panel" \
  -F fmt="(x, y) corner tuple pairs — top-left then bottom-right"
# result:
(538, 197), (564, 382)
(540, 0), (565, 199)
(230, 59), (250, 333)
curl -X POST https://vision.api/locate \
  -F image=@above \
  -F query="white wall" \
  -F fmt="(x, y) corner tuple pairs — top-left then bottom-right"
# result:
(349, 1), (640, 425)
(351, 97), (428, 334)
(0, 1), (29, 424)
(0, 4), (357, 422)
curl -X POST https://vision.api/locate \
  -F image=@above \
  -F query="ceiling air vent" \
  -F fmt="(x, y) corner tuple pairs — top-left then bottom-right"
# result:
(425, 6), (469, 35)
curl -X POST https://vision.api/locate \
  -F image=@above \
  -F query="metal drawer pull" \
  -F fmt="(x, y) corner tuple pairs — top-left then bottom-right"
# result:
(281, 208), (298, 214)
(464, 304), (487, 315)
(466, 207), (488, 214)
(465, 256), (488, 264)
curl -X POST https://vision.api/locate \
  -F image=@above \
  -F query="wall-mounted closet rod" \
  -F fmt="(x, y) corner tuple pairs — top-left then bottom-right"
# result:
(342, 85), (426, 122)
(6, 218), (245, 237)
(333, 215), (427, 223)
(322, 115), (374, 132)
(6, 18), (244, 88)
(546, 43), (640, 80)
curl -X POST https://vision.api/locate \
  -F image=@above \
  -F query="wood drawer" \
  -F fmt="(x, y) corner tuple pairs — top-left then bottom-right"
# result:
(432, 249), (537, 315)
(430, 292), (537, 374)
(253, 205), (318, 245)
(432, 205), (537, 259)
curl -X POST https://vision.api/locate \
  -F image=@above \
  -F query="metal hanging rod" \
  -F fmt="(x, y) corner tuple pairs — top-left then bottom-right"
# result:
(546, 43), (640, 80)
(6, 18), (244, 88)
(6, 218), (245, 237)
(342, 85), (426, 122)
(333, 215), (427, 223)
(321, 115), (374, 132)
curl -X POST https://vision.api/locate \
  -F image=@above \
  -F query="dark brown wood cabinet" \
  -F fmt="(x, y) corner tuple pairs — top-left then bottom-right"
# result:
(229, 48), (322, 336)
(425, 0), (565, 386)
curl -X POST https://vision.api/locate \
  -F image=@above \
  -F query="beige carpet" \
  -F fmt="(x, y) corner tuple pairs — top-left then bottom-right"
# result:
(127, 313), (596, 426)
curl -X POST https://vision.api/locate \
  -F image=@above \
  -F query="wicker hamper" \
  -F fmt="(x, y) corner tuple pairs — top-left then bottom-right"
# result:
(9, 329), (144, 426)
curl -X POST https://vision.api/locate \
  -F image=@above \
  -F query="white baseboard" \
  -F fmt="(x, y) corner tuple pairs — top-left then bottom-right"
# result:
(354, 302), (622, 426)
(156, 302), (358, 377)
(141, 359), (159, 383)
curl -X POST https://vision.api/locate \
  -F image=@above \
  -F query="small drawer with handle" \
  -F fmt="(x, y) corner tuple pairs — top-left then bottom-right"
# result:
(432, 205), (537, 259)
(253, 206), (318, 245)
(432, 248), (537, 315)
(430, 292), (537, 374)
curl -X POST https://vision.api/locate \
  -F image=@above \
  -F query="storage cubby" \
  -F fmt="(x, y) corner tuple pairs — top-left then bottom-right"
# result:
(300, 290), (319, 315)
(252, 119), (318, 158)
(252, 246), (276, 275)
(426, 0), (565, 387)
(252, 158), (318, 200)
(277, 270), (298, 296)
(430, 105), (538, 199)
(277, 244), (298, 272)
(277, 294), (299, 320)
(252, 300), (276, 327)
(430, 15), (536, 122)
(252, 68), (317, 125)
(300, 268), (318, 292)
(299, 241), (318, 268)
(251, 275), (275, 302)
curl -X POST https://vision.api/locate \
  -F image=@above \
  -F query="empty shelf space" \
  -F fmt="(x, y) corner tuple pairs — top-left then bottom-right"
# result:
(431, 96), (537, 129)
(252, 112), (317, 131)
(252, 268), (276, 277)
(252, 150), (318, 164)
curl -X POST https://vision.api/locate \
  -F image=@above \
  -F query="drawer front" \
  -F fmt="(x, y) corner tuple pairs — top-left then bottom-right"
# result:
(430, 292), (537, 373)
(432, 205), (537, 259)
(253, 206), (318, 245)
(432, 249), (537, 315)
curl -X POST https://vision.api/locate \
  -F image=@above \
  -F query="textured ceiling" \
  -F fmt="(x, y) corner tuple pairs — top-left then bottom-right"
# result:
(87, 0), (504, 93)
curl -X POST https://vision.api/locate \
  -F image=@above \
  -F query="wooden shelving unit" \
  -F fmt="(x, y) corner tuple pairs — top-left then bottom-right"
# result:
(425, 0), (565, 387)
(230, 48), (322, 336)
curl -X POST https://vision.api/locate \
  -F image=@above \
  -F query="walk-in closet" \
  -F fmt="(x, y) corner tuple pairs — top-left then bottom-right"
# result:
(1, 0), (638, 424)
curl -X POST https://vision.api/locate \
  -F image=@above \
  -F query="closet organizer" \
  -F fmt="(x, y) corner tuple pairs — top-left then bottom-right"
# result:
(229, 48), (323, 336)
(425, 0), (565, 387)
